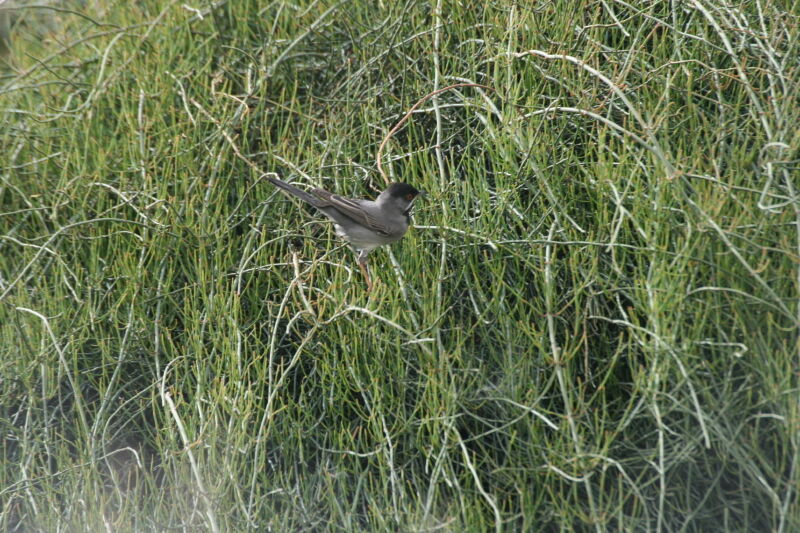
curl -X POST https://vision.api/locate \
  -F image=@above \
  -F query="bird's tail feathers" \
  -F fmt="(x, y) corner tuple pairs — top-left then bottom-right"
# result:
(266, 176), (324, 207)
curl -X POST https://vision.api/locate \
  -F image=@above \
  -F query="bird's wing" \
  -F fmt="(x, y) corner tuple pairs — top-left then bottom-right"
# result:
(311, 188), (391, 236)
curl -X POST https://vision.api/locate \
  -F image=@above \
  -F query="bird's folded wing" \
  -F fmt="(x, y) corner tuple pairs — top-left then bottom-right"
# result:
(311, 188), (390, 235)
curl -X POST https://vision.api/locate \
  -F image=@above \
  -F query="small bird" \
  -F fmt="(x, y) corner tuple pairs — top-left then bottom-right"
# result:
(266, 175), (425, 291)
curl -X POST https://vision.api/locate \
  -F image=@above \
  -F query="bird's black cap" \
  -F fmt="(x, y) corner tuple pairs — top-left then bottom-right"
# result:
(385, 183), (424, 198)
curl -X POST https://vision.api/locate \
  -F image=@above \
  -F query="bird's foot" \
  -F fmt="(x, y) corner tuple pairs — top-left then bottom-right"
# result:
(358, 261), (373, 292)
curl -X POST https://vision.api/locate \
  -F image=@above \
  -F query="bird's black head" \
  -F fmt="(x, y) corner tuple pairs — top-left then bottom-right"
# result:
(382, 182), (424, 201)
(377, 182), (426, 217)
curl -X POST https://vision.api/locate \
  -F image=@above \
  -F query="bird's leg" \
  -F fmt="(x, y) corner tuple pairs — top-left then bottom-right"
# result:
(357, 250), (372, 292)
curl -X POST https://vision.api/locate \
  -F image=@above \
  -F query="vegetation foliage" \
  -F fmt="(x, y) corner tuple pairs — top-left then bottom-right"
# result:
(1, 0), (798, 531)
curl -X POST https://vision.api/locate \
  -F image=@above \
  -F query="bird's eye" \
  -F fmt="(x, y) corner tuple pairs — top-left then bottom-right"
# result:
(405, 193), (414, 201)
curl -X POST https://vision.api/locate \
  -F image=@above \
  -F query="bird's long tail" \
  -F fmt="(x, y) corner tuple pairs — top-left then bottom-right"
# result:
(266, 175), (325, 207)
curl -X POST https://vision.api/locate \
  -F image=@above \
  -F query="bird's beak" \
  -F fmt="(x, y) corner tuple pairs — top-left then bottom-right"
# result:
(418, 190), (427, 197)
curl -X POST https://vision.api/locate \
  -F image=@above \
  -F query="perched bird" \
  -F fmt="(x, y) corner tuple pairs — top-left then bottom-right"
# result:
(266, 175), (425, 291)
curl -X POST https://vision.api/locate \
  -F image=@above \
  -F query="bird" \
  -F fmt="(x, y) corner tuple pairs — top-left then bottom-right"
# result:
(265, 175), (425, 291)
